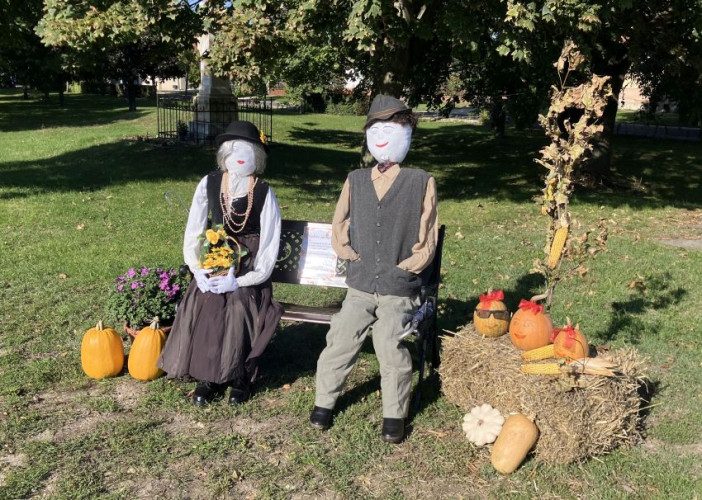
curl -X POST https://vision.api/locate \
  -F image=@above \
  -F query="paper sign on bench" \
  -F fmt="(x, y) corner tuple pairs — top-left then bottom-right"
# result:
(298, 222), (348, 288)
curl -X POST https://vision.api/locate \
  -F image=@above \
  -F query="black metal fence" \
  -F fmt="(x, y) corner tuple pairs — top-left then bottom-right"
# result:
(157, 92), (274, 145)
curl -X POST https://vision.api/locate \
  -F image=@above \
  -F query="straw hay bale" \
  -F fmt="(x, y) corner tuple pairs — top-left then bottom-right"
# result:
(439, 324), (648, 464)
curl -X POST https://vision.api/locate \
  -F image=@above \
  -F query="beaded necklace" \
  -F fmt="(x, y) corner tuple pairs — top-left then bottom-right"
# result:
(219, 175), (258, 234)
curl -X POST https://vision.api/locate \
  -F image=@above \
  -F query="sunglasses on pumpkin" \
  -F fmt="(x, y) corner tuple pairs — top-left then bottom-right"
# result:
(475, 309), (511, 321)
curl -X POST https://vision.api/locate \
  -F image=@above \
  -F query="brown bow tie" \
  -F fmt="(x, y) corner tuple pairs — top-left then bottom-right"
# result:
(377, 162), (395, 173)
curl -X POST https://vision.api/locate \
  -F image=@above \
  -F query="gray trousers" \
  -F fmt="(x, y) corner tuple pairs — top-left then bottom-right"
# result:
(314, 287), (419, 418)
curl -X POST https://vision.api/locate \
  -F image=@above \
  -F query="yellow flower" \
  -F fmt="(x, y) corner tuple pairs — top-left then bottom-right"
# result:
(205, 229), (220, 245)
(217, 228), (227, 237)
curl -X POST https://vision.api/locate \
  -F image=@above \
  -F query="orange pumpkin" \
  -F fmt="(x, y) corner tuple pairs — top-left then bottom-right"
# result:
(128, 318), (167, 381)
(552, 324), (589, 360)
(473, 290), (510, 337)
(508, 300), (553, 351)
(81, 321), (124, 379)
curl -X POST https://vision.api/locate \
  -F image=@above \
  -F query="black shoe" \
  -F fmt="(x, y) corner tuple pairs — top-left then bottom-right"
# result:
(310, 406), (333, 430)
(228, 386), (250, 406)
(193, 381), (215, 407)
(381, 418), (405, 443)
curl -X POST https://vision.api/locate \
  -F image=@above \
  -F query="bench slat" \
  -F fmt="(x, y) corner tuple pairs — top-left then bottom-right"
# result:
(279, 302), (341, 325)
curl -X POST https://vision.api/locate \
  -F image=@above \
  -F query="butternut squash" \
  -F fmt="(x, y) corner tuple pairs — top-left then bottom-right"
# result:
(490, 413), (539, 474)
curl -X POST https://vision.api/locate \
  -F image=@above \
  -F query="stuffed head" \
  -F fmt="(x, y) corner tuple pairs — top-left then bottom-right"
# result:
(215, 121), (268, 177)
(364, 95), (417, 165)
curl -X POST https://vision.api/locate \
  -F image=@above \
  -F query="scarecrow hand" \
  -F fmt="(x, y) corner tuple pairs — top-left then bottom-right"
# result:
(192, 268), (213, 293)
(209, 267), (239, 294)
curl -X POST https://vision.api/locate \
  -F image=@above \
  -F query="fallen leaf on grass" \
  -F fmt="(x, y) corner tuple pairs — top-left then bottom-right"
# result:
(58, 273), (68, 279)
(76, 224), (85, 230)
(282, 383), (291, 391)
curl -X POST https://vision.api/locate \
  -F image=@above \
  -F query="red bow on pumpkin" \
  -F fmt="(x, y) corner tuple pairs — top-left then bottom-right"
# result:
(518, 299), (543, 315)
(551, 325), (576, 346)
(479, 290), (504, 303)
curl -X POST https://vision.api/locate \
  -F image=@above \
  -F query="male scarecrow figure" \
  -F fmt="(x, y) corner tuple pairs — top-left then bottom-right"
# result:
(310, 95), (439, 443)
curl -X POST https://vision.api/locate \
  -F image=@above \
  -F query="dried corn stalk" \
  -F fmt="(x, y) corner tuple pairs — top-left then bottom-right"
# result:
(532, 41), (610, 309)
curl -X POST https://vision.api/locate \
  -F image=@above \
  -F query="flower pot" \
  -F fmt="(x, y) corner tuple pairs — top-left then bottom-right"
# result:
(124, 321), (172, 343)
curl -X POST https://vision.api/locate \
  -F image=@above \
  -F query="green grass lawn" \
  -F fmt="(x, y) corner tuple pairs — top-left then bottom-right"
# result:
(1, 89), (701, 499)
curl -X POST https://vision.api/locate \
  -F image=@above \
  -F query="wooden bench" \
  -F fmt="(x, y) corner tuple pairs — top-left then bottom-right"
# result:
(271, 219), (446, 410)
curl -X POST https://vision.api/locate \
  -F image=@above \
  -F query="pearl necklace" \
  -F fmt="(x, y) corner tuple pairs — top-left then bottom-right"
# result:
(220, 176), (258, 234)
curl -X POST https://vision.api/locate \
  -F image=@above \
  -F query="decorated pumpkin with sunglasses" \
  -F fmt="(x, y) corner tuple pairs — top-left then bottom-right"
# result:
(473, 290), (510, 337)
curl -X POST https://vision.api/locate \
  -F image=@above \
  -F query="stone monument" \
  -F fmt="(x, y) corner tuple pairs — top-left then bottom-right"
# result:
(193, 33), (237, 142)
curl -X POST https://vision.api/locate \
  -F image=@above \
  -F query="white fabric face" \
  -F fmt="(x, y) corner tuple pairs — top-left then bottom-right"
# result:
(366, 121), (412, 164)
(224, 140), (256, 178)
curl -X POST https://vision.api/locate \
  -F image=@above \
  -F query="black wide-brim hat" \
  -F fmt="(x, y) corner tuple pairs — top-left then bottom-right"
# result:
(215, 120), (268, 151)
(364, 94), (411, 128)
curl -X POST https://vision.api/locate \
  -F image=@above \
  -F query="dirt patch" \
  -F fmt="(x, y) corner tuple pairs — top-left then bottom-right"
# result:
(32, 471), (59, 499)
(641, 438), (702, 456)
(0, 453), (27, 468)
(111, 377), (149, 410)
(0, 454), (28, 488)
(655, 209), (702, 245)
(161, 413), (284, 440)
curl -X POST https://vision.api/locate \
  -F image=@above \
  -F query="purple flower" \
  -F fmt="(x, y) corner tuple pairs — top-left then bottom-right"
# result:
(116, 276), (125, 283)
(131, 281), (143, 290)
(141, 267), (150, 276)
(117, 284), (124, 292)
(160, 272), (170, 280)
(159, 282), (169, 291)
(126, 268), (136, 278)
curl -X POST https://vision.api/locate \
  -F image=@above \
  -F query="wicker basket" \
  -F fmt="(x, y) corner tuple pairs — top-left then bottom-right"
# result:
(204, 236), (245, 277)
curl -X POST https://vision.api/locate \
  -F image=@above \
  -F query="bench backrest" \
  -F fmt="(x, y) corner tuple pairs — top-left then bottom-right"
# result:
(272, 220), (446, 292)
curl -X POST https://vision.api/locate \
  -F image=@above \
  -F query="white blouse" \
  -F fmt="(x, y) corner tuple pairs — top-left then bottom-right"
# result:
(183, 175), (281, 287)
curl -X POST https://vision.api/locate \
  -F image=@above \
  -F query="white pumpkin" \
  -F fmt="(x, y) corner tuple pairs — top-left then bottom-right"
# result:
(462, 404), (505, 446)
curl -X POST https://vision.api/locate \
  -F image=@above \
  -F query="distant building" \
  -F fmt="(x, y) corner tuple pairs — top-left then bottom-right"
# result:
(142, 76), (190, 92)
(619, 77), (648, 110)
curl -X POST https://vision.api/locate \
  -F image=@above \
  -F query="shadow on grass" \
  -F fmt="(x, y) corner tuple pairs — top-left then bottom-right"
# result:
(0, 140), (209, 198)
(280, 121), (702, 208)
(258, 319), (445, 418)
(2, 91), (700, 210)
(0, 90), (153, 132)
(596, 271), (687, 344)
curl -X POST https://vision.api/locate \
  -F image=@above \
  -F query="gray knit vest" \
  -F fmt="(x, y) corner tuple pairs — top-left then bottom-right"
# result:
(346, 168), (430, 297)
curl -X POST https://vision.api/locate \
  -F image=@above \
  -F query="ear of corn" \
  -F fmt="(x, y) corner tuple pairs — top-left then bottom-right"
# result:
(521, 344), (555, 361)
(547, 225), (569, 269)
(521, 363), (562, 375)
(564, 357), (618, 377)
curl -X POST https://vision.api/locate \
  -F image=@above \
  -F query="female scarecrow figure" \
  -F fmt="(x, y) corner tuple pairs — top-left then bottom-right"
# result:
(310, 95), (439, 443)
(159, 121), (283, 406)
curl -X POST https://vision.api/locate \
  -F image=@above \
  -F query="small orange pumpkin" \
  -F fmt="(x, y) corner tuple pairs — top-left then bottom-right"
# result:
(128, 318), (167, 381)
(552, 323), (588, 360)
(473, 290), (510, 337)
(81, 321), (124, 379)
(508, 300), (553, 351)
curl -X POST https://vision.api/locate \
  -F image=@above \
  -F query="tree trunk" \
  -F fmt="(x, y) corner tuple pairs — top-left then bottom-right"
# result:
(126, 82), (138, 111)
(586, 40), (631, 180)
(23, 85), (28, 100)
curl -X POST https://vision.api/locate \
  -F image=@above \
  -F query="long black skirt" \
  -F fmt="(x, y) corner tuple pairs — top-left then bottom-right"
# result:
(158, 233), (283, 385)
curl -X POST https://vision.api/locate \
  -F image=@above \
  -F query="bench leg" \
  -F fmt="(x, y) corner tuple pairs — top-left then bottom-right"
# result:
(412, 328), (432, 413)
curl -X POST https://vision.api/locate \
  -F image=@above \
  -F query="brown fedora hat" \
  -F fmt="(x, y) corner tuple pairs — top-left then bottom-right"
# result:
(364, 94), (411, 128)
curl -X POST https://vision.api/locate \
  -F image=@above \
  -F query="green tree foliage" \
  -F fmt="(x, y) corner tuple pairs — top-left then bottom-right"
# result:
(501, 0), (702, 178)
(37, 0), (200, 110)
(0, 0), (72, 101)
